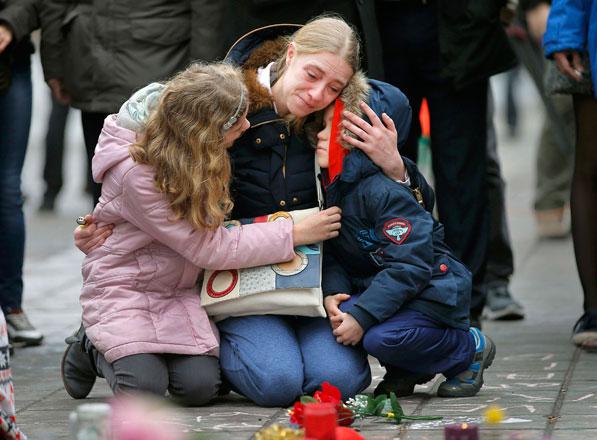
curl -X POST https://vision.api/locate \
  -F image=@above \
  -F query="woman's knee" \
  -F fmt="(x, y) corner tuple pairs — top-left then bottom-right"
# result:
(227, 366), (304, 407)
(305, 364), (371, 400)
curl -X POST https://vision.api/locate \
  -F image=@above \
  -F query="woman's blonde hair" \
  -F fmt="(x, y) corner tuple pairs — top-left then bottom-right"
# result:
(275, 15), (361, 82)
(129, 62), (248, 230)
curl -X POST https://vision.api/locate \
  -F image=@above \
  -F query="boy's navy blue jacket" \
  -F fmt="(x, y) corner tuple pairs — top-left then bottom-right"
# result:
(322, 85), (472, 332)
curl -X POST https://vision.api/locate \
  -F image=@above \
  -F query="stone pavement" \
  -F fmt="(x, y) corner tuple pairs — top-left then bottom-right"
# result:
(11, 59), (596, 439)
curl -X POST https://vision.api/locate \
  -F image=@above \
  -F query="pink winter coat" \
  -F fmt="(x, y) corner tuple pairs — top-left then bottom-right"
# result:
(81, 116), (295, 363)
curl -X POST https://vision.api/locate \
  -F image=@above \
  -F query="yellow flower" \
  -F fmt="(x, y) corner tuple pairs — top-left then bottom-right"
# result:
(484, 405), (505, 424)
(386, 412), (395, 418)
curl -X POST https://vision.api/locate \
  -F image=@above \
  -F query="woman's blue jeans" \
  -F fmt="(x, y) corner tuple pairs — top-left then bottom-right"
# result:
(0, 61), (32, 313)
(218, 315), (371, 407)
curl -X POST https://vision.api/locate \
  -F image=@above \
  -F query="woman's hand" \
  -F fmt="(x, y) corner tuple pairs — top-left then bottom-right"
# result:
(553, 50), (585, 82)
(293, 206), (341, 245)
(74, 215), (113, 254)
(341, 101), (406, 181)
(333, 313), (364, 345)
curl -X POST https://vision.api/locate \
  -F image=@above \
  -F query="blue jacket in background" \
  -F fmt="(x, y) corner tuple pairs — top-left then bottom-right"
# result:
(322, 84), (472, 332)
(544, 0), (597, 98)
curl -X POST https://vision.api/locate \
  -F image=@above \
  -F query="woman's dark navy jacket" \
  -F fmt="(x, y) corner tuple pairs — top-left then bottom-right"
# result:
(224, 25), (412, 219)
(322, 86), (472, 332)
(225, 25), (315, 219)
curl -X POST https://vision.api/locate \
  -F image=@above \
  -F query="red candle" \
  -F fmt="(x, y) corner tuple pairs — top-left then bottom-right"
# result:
(444, 422), (480, 440)
(303, 402), (338, 440)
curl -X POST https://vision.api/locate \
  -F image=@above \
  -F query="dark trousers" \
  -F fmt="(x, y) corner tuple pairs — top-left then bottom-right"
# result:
(341, 297), (474, 379)
(377, 2), (490, 316)
(0, 61), (31, 312)
(92, 350), (221, 406)
(81, 111), (109, 206)
(485, 90), (514, 288)
(43, 96), (69, 200)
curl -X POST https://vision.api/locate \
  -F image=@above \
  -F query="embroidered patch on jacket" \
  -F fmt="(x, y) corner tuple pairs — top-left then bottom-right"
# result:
(383, 218), (411, 245)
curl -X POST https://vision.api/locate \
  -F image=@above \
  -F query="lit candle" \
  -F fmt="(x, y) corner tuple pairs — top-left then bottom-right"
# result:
(444, 422), (480, 440)
(303, 402), (338, 440)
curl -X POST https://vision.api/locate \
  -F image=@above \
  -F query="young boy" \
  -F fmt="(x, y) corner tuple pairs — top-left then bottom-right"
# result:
(319, 80), (496, 398)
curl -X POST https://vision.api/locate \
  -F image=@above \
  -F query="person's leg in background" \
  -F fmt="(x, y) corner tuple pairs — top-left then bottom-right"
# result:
(533, 94), (575, 238)
(483, 89), (525, 321)
(569, 94), (597, 350)
(378, 1), (490, 327)
(0, 60), (43, 347)
(428, 79), (490, 328)
(81, 111), (108, 207)
(40, 95), (70, 212)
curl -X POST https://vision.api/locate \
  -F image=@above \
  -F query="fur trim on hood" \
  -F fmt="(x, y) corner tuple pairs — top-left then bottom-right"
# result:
(241, 37), (287, 114)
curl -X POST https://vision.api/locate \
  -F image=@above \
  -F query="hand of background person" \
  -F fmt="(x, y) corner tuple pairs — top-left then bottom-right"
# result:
(553, 50), (585, 82)
(332, 313), (364, 345)
(293, 206), (342, 245)
(324, 293), (351, 329)
(341, 101), (406, 182)
(0, 24), (13, 53)
(525, 2), (550, 45)
(74, 215), (114, 255)
(47, 78), (71, 105)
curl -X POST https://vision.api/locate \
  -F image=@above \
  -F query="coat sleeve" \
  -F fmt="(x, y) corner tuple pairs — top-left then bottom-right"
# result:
(347, 185), (435, 331)
(544, 0), (589, 56)
(0, 0), (40, 42)
(189, 0), (226, 61)
(39, 0), (68, 80)
(322, 243), (353, 297)
(120, 166), (296, 270)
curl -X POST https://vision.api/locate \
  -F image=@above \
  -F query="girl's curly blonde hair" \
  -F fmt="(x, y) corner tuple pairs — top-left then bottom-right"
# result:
(129, 63), (248, 230)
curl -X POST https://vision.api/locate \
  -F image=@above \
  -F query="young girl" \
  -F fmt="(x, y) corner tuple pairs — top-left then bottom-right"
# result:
(61, 63), (343, 406)
(318, 81), (496, 398)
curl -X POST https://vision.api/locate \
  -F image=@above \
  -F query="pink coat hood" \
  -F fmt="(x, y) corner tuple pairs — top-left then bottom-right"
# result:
(81, 116), (296, 362)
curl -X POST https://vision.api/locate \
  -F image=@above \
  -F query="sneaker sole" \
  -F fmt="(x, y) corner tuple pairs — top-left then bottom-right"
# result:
(572, 331), (597, 350)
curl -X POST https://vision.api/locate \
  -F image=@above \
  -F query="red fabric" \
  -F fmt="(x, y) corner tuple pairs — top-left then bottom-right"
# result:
(328, 99), (348, 184)
(419, 98), (430, 138)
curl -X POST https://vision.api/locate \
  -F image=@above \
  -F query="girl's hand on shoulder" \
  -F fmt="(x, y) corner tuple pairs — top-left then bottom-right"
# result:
(333, 313), (364, 346)
(341, 101), (406, 181)
(293, 206), (342, 245)
(74, 215), (114, 255)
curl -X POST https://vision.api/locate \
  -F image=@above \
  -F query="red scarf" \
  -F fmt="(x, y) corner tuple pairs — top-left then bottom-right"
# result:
(327, 99), (348, 184)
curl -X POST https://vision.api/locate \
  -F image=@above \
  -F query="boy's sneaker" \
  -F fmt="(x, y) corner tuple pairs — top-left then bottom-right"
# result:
(483, 285), (525, 321)
(61, 324), (97, 399)
(437, 327), (496, 398)
(5, 308), (44, 346)
(572, 311), (597, 351)
(373, 367), (435, 397)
